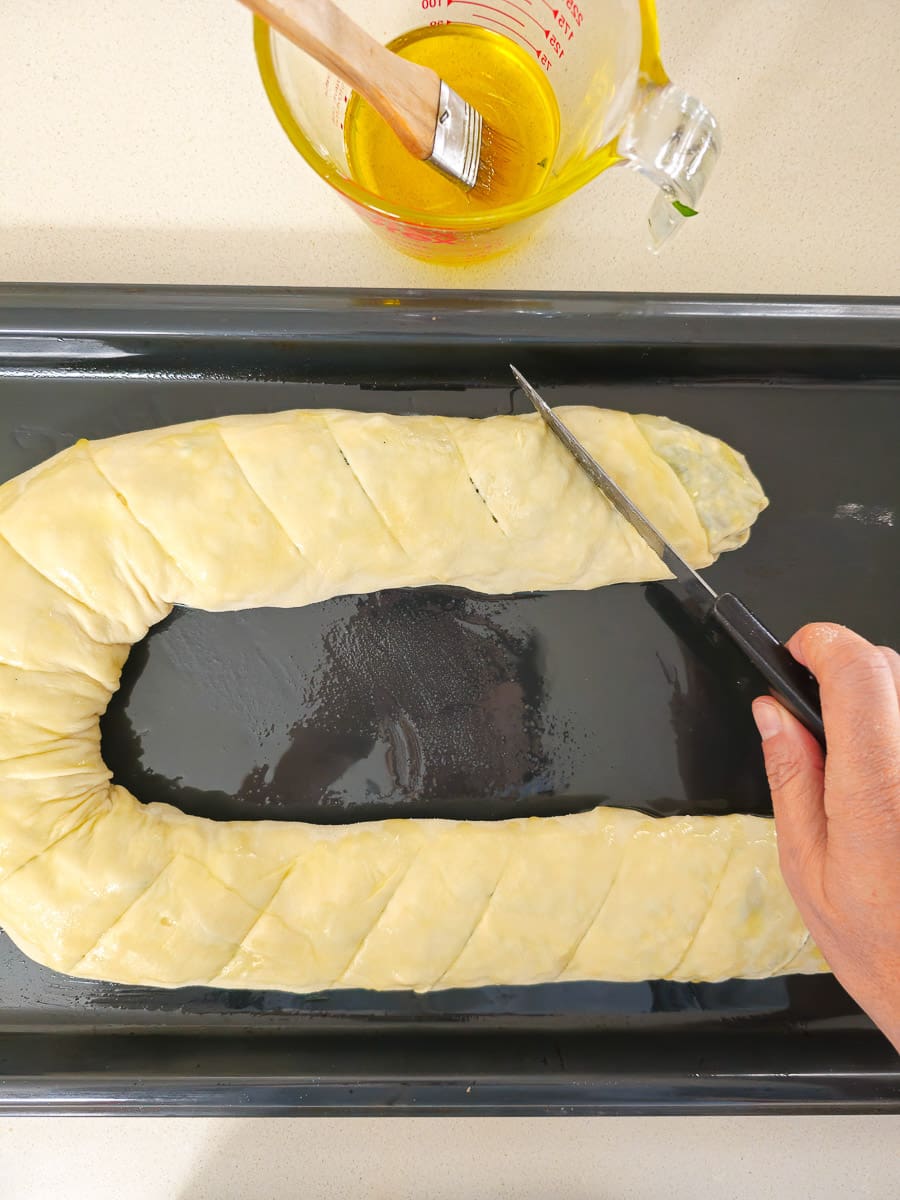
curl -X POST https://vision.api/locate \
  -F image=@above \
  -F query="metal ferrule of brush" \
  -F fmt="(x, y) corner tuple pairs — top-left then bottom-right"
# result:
(427, 80), (482, 190)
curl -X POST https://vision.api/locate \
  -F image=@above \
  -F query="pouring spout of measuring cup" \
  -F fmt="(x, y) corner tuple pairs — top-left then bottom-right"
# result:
(617, 84), (721, 252)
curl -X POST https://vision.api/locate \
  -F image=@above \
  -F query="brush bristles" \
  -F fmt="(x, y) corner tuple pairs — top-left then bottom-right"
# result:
(426, 84), (518, 194)
(472, 122), (519, 197)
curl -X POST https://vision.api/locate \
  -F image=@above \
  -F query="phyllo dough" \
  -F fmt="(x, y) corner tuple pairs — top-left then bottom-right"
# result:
(0, 407), (825, 990)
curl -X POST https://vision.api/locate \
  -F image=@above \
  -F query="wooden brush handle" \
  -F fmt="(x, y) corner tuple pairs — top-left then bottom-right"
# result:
(241, 0), (440, 158)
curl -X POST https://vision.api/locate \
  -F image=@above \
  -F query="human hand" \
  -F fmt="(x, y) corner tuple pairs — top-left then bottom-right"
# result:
(752, 623), (900, 1053)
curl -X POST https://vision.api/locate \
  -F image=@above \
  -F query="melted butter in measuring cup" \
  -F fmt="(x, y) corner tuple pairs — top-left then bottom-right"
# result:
(344, 25), (560, 216)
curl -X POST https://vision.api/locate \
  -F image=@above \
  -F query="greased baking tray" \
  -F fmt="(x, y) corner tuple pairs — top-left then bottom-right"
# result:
(0, 286), (897, 1115)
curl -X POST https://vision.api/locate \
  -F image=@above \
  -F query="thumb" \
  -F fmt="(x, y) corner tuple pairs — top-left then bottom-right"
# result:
(752, 697), (827, 892)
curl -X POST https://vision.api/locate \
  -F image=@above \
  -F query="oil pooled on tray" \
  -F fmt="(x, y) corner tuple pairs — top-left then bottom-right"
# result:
(102, 588), (578, 823)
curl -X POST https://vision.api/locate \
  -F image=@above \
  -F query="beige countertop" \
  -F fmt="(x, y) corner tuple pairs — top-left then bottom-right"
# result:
(1, 0), (898, 292)
(2, 1115), (899, 1199)
(1, 1), (898, 1194)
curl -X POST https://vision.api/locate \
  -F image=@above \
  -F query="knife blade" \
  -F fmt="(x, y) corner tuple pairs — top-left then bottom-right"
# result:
(510, 364), (825, 746)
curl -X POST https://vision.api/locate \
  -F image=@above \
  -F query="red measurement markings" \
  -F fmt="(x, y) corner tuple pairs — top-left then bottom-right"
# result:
(453, 0), (575, 60)
(367, 211), (457, 245)
(446, 0), (524, 26)
(565, 0), (585, 27)
(450, 0), (551, 34)
(498, 0), (549, 32)
(523, 1), (577, 45)
(554, 10), (575, 40)
(475, 13), (543, 60)
(530, 0), (578, 41)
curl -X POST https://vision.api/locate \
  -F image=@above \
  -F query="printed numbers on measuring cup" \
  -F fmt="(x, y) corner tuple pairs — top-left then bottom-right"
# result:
(555, 12), (576, 41)
(416, 0), (588, 71)
(565, 0), (584, 26)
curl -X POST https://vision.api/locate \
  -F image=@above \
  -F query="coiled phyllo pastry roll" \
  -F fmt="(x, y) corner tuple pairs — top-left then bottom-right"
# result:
(0, 408), (825, 989)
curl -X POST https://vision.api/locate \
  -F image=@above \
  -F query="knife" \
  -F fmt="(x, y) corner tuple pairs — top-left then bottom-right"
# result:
(510, 365), (825, 747)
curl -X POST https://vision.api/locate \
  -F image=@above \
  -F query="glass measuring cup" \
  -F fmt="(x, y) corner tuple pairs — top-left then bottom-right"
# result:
(253, 0), (719, 263)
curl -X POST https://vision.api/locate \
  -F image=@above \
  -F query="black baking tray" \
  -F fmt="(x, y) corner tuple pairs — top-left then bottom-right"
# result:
(0, 285), (898, 1115)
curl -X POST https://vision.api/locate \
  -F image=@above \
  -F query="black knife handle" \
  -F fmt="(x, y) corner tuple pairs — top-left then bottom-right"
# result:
(712, 592), (826, 748)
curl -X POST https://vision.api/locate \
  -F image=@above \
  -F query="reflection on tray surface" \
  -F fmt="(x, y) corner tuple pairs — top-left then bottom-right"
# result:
(102, 579), (779, 824)
(103, 588), (583, 822)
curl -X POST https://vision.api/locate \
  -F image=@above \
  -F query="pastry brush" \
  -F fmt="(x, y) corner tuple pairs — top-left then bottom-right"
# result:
(241, 0), (513, 192)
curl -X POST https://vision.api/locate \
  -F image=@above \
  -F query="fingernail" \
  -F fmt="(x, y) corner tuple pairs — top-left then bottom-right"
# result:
(753, 700), (782, 741)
